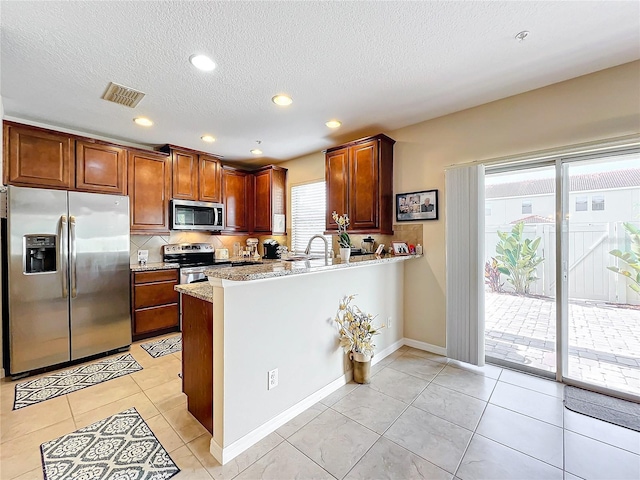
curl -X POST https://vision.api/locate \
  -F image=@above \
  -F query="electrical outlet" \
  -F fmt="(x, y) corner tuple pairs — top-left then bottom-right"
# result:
(387, 316), (392, 327)
(268, 368), (278, 390)
(137, 249), (149, 264)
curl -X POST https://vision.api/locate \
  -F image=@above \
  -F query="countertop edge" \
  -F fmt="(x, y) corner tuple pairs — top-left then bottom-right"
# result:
(175, 283), (214, 303)
(130, 262), (180, 272)
(205, 254), (420, 282)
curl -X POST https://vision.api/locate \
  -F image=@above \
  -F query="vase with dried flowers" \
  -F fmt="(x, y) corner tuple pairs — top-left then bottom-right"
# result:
(334, 294), (384, 383)
(332, 211), (351, 262)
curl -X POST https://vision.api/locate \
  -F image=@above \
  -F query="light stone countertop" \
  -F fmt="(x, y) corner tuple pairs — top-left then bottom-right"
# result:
(130, 262), (180, 272)
(175, 282), (214, 303)
(205, 254), (419, 282)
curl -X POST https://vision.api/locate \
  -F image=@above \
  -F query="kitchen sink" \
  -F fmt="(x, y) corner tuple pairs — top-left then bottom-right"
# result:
(281, 254), (326, 261)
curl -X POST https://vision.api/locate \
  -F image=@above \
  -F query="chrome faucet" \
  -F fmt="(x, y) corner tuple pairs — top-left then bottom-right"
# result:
(305, 234), (329, 264)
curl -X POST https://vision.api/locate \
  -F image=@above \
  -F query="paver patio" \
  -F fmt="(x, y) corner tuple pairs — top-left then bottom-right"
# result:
(485, 291), (640, 396)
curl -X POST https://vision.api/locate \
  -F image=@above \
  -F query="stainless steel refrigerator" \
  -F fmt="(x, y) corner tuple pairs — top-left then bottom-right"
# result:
(2, 186), (131, 376)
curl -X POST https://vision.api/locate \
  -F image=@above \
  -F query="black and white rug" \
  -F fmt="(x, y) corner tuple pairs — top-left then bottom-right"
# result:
(14, 354), (143, 410)
(140, 336), (182, 358)
(41, 407), (180, 480)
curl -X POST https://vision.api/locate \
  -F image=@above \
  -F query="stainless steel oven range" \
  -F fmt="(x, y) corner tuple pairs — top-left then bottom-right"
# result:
(163, 243), (222, 284)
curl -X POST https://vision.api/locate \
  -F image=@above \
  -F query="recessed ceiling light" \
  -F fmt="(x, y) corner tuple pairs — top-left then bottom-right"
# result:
(133, 117), (153, 127)
(250, 149), (263, 155)
(189, 54), (216, 71)
(325, 120), (342, 129)
(272, 94), (293, 106)
(201, 135), (216, 143)
(515, 31), (530, 42)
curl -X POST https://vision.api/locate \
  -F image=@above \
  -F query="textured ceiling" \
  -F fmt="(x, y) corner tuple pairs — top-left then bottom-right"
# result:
(1, 1), (639, 164)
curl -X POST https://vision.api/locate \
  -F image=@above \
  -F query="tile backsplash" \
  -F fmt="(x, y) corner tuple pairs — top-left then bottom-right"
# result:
(329, 224), (423, 256)
(130, 232), (287, 265)
(131, 224), (422, 265)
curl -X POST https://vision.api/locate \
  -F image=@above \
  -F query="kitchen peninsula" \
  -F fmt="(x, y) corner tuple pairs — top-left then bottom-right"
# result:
(175, 254), (418, 465)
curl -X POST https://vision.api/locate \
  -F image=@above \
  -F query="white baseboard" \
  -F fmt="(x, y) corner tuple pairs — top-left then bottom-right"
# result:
(209, 338), (409, 465)
(372, 339), (404, 366)
(210, 369), (354, 465)
(402, 338), (447, 356)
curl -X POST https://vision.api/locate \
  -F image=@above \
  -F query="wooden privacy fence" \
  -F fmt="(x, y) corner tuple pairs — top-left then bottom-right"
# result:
(485, 222), (639, 305)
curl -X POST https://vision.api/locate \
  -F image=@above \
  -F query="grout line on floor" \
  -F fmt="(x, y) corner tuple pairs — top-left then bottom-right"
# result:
(451, 370), (499, 477)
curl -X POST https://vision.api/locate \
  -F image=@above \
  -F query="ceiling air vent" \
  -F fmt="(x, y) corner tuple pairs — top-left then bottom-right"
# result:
(102, 82), (146, 108)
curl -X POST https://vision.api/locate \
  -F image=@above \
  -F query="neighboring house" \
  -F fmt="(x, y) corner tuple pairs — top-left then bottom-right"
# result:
(485, 169), (640, 227)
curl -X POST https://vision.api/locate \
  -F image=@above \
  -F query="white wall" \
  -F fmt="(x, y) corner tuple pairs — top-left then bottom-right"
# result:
(211, 260), (406, 450)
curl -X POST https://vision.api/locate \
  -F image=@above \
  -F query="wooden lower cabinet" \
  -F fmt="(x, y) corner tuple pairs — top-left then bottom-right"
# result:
(181, 294), (213, 434)
(131, 269), (179, 340)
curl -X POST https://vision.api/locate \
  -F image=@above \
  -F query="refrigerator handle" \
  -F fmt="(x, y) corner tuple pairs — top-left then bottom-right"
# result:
(70, 215), (77, 298)
(60, 215), (68, 298)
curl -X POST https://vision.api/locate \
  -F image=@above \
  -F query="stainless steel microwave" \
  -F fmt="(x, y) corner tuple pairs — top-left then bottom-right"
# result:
(170, 199), (224, 231)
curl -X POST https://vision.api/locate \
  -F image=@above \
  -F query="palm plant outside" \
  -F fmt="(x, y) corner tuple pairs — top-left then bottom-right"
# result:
(495, 222), (544, 295)
(608, 222), (640, 294)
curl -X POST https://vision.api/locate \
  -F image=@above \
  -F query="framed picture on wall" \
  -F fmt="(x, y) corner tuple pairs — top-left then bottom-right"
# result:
(396, 189), (438, 221)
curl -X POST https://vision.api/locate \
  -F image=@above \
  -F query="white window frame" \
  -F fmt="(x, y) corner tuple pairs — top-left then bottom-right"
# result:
(290, 181), (331, 254)
(575, 195), (588, 211)
(592, 194), (605, 211)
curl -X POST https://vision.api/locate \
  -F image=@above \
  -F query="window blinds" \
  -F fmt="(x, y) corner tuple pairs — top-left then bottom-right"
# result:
(445, 165), (486, 366)
(290, 181), (331, 254)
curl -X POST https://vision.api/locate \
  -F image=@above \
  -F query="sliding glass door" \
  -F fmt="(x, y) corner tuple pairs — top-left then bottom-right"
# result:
(485, 148), (640, 399)
(484, 164), (557, 377)
(563, 153), (640, 398)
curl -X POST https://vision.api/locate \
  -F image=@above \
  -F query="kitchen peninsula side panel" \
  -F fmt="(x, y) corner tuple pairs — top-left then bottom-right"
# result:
(182, 294), (214, 434)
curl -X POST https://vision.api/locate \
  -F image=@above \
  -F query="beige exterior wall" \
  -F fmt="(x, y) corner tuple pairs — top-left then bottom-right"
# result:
(279, 60), (640, 349)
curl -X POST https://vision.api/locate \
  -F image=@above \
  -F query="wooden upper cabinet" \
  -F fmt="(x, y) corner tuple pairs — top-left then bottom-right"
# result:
(325, 148), (349, 229)
(199, 155), (221, 203)
(253, 169), (272, 232)
(253, 166), (287, 234)
(222, 167), (252, 233)
(4, 122), (74, 189)
(128, 150), (172, 234)
(75, 141), (126, 194)
(325, 134), (395, 235)
(349, 140), (378, 230)
(172, 149), (199, 200)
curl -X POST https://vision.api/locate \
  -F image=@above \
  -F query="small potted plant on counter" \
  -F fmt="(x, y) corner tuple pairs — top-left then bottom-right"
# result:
(334, 295), (384, 384)
(332, 211), (351, 262)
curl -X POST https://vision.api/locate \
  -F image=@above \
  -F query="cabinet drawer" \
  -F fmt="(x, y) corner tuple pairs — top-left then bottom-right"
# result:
(133, 269), (178, 284)
(134, 304), (179, 334)
(134, 282), (178, 309)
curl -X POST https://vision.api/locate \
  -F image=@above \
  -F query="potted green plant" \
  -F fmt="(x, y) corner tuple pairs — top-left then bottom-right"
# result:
(334, 295), (384, 383)
(332, 211), (351, 262)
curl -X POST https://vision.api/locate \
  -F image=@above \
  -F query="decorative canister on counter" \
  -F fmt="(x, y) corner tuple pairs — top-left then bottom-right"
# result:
(416, 244), (423, 255)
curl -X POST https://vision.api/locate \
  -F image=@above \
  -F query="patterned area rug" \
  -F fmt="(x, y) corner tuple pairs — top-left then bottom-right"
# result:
(41, 407), (180, 480)
(14, 354), (142, 410)
(140, 335), (182, 358)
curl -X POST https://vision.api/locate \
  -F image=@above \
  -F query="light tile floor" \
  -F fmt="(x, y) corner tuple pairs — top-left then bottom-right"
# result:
(1, 339), (639, 479)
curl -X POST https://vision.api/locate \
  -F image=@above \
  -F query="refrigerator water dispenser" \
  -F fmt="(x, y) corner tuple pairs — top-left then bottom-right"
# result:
(24, 235), (56, 273)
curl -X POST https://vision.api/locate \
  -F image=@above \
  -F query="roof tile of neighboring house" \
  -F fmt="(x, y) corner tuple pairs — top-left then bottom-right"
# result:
(510, 215), (554, 224)
(486, 169), (640, 199)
